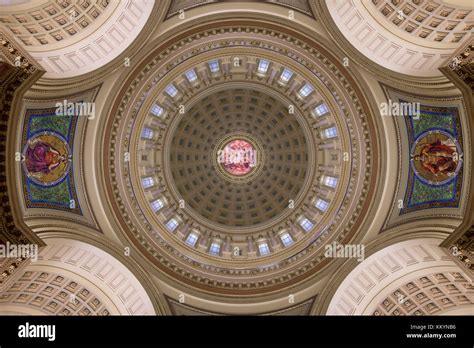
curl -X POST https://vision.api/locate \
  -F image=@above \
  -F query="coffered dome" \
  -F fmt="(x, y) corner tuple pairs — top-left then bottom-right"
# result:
(101, 17), (380, 296)
(169, 85), (310, 228)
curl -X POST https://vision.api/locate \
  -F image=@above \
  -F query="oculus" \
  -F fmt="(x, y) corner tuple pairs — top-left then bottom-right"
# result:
(218, 139), (257, 176)
(211, 132), (266, 184)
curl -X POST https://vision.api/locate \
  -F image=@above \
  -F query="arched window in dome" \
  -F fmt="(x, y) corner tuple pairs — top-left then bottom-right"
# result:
(185, 69), (198, 82)
(166, 218), (179, 232)
(279, 68), (293, 83)
(142, 177), (154, 189)
(323, 176), (338, 189)
(300, 217), (314, 232)
(151, 199), (164, 212)
(257, 59), (270, 74)
(280, 232), (294, 247)
(209, 242), (221, 256)
(315, 198), (329, 212)
(150, 104), (163, 117)
(258, 242), (270, 256)
(141, 127), (153, 139)
(314, 103), (329, 116)
(185, 232), (199, 246)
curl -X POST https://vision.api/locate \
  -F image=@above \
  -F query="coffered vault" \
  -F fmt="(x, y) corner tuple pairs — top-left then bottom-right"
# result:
(0, 0), (472, 315)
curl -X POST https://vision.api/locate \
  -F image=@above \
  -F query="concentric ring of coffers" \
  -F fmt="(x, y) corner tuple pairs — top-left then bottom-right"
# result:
(102, 21), (379, 294)
(168, 85), (310, 229)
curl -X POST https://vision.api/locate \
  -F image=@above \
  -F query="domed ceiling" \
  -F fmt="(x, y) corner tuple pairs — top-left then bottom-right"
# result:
(101, 18), (380, 295)
(169, 86), (310, 228)
(2, 0), (472, 318)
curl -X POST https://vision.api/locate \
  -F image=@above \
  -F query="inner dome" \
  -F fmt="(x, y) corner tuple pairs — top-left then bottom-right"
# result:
(168, 87), (310, 227)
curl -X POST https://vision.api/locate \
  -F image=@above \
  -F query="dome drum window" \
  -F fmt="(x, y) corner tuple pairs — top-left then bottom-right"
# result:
(166, 218), (179, 232)
(323, 127), (338, 139)
(150, 104), (164, 117)
(209, 242), (221, 256)
(279, 68), (293, 83)
(323, 175), (338, 189)
(165, 84), (179, 98)
(257, 59), (270, 74)
(185, 69), (198, 83)
(185, 232), (199, 247)
(279, 232), (294, 247)
(141, 177), (154, 189)
(258, 242), (271, 256)
(299, 217), (314, 232)
(315, 198), (329, 212)
(298, 83), (314, 98)
(151, 199), (164, 212)
(141, 127), (153, 139)
(208, 59), (220, 73)
(314, 103), (329, 116)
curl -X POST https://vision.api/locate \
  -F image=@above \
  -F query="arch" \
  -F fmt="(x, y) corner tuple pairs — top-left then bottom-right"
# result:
(325, 238), (473, 315)
(0, 0), (162, 78)
(0, 236), (164, 315)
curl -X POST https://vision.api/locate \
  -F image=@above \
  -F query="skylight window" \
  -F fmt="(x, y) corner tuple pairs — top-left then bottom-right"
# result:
(314, 103), (329, 116)
(142, 177), (154, 189)
(209, 242), (221, 256)
(150, 104), (163, 117)
(141, 127), (153, 139)
(257, 59), (270, 74)
(299, 83), (313, 97)
(166, 218), (179, 232)
(315, 198), (329, 212)
(185, 69), (198, 82)
(300, 218), (314, 232)
(279, 68), (293, 83)
(165, 84), (178, 97)
(323, 176), (338, 188)
(185, 232), (198, 246)
(258, 242), (270, 256)
(151, 199), (164, 212)
(208, 60), (220, 73)
(324, 127), (337, 139)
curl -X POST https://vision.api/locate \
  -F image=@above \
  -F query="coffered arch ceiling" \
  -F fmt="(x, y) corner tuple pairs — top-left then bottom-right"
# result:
(0, 237), (161, 315)
(0, 0), (165, 78)
(317, 0), (473, 78)
(325, 238), (474, 315)
(99, 11), (386, 299)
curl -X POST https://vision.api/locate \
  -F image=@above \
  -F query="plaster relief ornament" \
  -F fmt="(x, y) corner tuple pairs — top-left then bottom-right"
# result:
(22, 131), (71, 186)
